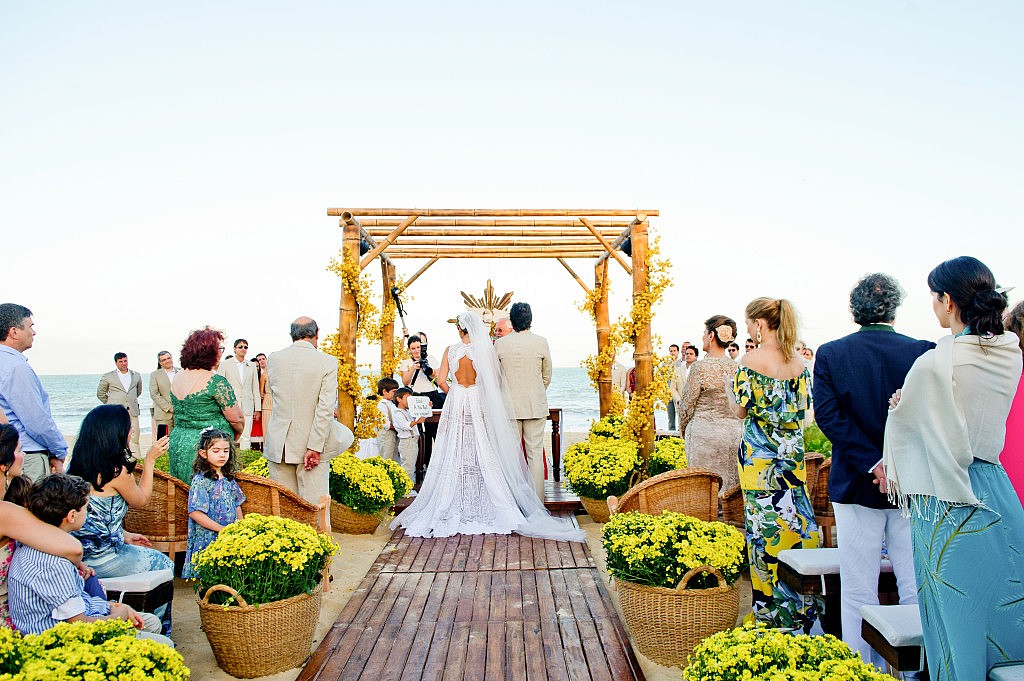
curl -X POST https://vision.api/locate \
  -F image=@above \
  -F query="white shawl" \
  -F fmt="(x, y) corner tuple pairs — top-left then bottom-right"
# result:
(883, 333), (1022, 516)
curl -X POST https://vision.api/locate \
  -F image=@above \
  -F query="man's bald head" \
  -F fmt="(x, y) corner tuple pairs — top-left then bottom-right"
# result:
(290, 317), (319, 341)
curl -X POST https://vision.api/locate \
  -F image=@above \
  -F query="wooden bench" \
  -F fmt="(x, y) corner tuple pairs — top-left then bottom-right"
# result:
(607, 468), (722, 522)
(860, 604), (925, 676)
(100, 568), (175, 634)
(123, 469), (190, 565)
(234, 471), (330, 533)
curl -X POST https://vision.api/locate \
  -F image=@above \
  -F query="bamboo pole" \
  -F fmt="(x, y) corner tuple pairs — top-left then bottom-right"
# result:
(388, 244), (604, 255)
(359, 215), (417, 270)
(400, 257), (439, 290)
(366, 228), (622, 238)
(385, 238), (606, 247)
(595, 259), (611, 417)
(595, 220), (638, 265)
(338, 220), (360, 429)
(579, 217), (632, 275)
(361, 219), (633, 228)
(557, 258), (591, 294)
(328, 208), (661, 217)
(380, 260), (395, 374)
(631, 220), (654, 465)
(388, 251), (606, 259)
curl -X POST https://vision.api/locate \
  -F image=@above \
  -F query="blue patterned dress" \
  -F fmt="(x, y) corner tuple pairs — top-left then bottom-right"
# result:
(182, 473), (246, 579)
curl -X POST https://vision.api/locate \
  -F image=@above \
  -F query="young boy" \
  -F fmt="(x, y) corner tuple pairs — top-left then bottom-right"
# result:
(376, 377), (400, 462)
(8, 474), (173, 647)
(392, 387), (426, 486)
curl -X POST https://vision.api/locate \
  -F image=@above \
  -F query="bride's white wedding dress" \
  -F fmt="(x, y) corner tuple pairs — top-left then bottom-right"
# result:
(391, 313), (584, 542)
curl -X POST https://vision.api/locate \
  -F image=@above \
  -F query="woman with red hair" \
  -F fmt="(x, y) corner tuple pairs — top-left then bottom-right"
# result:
(167, 327), (244, 482)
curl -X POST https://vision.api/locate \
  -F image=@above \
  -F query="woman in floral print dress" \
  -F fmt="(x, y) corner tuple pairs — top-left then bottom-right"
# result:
(731, 297), (821, 633)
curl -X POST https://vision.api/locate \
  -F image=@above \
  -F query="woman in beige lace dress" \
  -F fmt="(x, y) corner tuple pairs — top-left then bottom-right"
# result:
(678, 315), (743, 490)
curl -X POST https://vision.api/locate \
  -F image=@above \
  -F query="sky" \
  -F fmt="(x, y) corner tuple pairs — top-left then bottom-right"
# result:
(2, 1), (1022, 375)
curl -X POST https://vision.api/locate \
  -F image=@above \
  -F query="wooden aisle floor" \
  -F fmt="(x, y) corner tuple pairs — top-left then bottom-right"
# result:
(297, 512), (645, 681)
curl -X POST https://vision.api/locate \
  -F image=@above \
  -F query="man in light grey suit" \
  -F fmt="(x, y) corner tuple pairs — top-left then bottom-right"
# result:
(149, 350), (176, 436)
(265, 317), (350, 520)
(495, 302), (552, 500)
(218, 338), (261, 449)
(97, 352), (143, 455)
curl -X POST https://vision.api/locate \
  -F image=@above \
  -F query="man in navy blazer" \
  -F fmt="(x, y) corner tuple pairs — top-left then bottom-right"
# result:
(813, 273), (934, 666)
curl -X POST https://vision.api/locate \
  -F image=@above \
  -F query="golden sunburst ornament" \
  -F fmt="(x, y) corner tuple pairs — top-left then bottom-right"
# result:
(460, 280), (513, 323)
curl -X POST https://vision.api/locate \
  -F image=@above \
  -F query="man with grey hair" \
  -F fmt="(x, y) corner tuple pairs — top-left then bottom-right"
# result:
(813, 274), (934, 667)
(150, 350), (176, 437)
(265, 317), (352, 522)
(0, 303), (67, 480)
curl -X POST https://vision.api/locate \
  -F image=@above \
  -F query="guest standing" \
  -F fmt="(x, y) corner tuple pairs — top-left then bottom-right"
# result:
(149, 350), (176, 437)
(677, 316), (741, 490)
(0, 304), (67, 480)
(666, 344), (682, 431)
(1001, 301), (1024, 505)
(813, 273), (933, 664)
(218, 339), (261, 450)
(253, 353), (270, 450)
(731, 297), (820, 633)
(96, 353), (143, 457)
(883, 257), (1024, 681)
(167, 328), (244, 483)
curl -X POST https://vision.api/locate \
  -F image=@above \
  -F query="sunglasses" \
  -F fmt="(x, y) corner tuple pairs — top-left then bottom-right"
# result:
(745, 345), (755, 350)
(236, 345), (248, 349)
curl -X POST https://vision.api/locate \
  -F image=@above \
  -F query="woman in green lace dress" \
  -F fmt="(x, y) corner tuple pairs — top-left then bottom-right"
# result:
(168, 328), (244, 483)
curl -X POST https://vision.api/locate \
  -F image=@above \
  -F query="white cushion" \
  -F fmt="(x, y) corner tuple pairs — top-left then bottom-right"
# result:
(99, 568), (174, 593)
(777, 548), (895, 575)
(990, 665), (1024, 681)
(859, 604), (923, 648)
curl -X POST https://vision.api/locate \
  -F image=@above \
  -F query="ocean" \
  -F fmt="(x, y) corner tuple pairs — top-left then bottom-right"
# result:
(39, 368), (671, 438)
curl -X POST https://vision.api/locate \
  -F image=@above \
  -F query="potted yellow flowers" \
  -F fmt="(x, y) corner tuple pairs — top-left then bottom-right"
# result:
(647, 436), (686, 477)
(602, 510), (746, 667)
(564, 435), (641, 523)
(329, 454), (413, 534)
(193, 513), (337, 678)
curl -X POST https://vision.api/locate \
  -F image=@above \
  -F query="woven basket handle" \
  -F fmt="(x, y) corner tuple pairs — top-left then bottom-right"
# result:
(201, 584), (250, 608)
(675, 565), (726, 592)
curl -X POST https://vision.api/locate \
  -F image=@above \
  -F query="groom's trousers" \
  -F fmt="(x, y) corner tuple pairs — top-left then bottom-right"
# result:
(514, 417), (546, 501)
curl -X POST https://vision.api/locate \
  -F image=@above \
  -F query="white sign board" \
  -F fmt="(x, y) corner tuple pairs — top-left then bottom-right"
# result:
(407, 395), (434, 419)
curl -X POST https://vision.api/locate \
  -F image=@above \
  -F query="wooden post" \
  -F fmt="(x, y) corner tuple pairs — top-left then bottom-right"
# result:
(381, 260), (396, 376)
(631, 221), (654, 463)
(595, 259), (612, 417)
(338, 220), (360, 429)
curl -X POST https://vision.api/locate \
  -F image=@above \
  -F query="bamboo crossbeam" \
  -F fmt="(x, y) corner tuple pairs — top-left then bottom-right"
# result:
(328, 208), (660, 218)
(389, 245), (604, 255)
(580, 217), (631, 275)
(355, 227), (393, 267)
(399, 258), (439, 290)
(387, 238), (604, 247)
(557, 258), (591, 294)
(366, 228), (620, 238)
(359, 215), (417, 270)
(360, 219), (634, 228)
(388, 251), (606, 259)
(595, 222), (637, 266)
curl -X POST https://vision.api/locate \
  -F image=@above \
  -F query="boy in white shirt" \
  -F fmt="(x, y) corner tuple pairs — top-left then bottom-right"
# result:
(376, 378), (399, 462)
(392, 387), (425, 484)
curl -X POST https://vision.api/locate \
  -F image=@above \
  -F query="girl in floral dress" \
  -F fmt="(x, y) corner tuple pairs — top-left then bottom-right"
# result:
(731, 297), (821, 633)
(183, 428), (245, 579)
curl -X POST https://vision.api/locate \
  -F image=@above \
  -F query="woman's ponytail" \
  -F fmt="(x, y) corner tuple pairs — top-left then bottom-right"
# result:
(776, 299), (800, 359)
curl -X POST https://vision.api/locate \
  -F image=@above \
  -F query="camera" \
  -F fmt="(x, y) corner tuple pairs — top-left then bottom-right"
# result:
(419, 343), (433, 376)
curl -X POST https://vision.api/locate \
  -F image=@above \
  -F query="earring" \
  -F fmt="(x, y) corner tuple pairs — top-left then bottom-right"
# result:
(756, 329), (762, 345)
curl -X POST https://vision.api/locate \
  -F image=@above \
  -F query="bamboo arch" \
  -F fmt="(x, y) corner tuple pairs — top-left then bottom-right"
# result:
(326, 207), (660, 460)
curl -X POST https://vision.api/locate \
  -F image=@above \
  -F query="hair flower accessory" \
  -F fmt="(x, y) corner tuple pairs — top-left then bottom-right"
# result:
(716, 325), (734, 342)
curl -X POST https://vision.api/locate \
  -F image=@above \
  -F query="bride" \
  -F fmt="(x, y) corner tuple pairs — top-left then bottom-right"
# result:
(391, 312), (584, 542)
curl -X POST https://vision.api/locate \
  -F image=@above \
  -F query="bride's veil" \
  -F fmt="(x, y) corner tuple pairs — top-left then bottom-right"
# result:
(458, 311), (584, 542)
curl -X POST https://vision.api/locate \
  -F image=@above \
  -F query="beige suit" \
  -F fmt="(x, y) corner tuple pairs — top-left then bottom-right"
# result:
(218, 357), (262, 449)
(495, 329), (552, 500)
(97, 370), (143, 455)
(265, 340), (340, 506)
(150, 369), (175, 433)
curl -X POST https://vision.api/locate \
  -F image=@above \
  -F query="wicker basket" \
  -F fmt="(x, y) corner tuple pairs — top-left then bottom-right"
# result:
(579, 495), (611, 524)
(609, 469), (722, 521)
(330, 501), (383, 534)
(616, 565), (739, 667)
(719, 485), (745, 529)
(198, 582), (323, 678)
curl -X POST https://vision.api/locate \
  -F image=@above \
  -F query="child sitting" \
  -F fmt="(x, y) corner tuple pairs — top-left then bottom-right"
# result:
(393, 387), (426, 485)
(7, 475), (172, 646)
(182, 428), (245, 580)
(376, 377), (400, 462)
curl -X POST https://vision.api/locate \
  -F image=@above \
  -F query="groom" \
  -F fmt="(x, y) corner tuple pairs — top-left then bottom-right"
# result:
(495, 302), (552, 501)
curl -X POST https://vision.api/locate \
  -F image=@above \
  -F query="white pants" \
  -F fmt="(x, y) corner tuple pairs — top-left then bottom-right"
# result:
(267, 459), (329, 512)
(239, 408), (255, 450)
(832, 502), (917, 667)
(514, 418), (546, 501)
(397, 436), (418, 486)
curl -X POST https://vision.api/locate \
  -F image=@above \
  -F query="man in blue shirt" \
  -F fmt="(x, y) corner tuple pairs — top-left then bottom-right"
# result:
(0, 303), (67, 481)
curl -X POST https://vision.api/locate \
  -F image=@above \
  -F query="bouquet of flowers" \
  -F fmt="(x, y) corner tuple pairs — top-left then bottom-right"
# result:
(647, 437), (687, 477)
(590, 413), (626, 439)
(683, 622), (890, 680)
(242, 456), (270, 477)
(564, 436), (641, 500)
(328, 453), (397, 514)
(191, 513), (337, 606)
(0, 620), (189, 680)
(364, 457), (413, 503)
(602, 510), (746, 589)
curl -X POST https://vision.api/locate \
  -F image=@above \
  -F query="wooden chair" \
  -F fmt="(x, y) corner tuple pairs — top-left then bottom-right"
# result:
(234, 472), (330, 533)
(812, 458), (836, 547)
(123, 469), (190, 565)
(804, 452), (825, 500)
(607, 469), (723, 522)
(718, 484), (745, 528)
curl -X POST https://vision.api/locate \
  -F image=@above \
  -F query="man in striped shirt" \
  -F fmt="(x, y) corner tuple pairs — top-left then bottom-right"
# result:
(8, 475), (171, 646)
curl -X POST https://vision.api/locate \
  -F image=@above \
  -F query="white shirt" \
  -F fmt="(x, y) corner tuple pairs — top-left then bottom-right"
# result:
(376, 399), (393, 432)
(234, 358), (245, 383)
(117, 369), (131, 392)
(392, 406), (419, 439)
(165, 369), (176, 382)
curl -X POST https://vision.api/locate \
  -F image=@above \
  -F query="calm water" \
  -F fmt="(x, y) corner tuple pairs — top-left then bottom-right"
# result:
(39, 368), (672, 437)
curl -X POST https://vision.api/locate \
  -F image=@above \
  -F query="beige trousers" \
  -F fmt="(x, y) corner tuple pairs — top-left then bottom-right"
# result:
(514, 418), (546, 501)
(267, 459), (329, 510)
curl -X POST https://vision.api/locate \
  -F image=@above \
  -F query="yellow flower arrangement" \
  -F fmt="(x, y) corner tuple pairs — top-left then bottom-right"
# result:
(320, 333), (386, 453)
(191, 513), (338, 606)
(648, 437), (686, 477)
(602, 511), (746, 589)
(683, 622), (891, 680)
(329, 453), (396, 514)
(564, 435), (641, 500)
(590, 413), (626, 439)
(364, 456), (413, 501)
(242, 456), (269, 477)
(0, 620), (189, 680)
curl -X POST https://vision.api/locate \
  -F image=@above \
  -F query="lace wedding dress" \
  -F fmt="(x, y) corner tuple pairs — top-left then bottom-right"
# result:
(391, 313), (584, 542)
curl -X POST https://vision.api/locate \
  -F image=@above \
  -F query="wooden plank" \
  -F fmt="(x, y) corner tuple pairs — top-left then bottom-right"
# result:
(310, 623), (371, 680)
(462, 621), (488, 681)
(419, 572), (451, 623)
(523, 621), (548, 681)
(593, 617), (640, 681)
(577, 620), (613, 681)
(437, 572), (464, 623)
(545, 536), (563, 568)
(506, 620), (528, 681)
(519, 533), (535, 571)
(466, 534), (484, 572)
(379, 620), (422, 681)
(397, 620), (436, 681)
(297, 622), (354, 681)
(484, 620), (506, 680)
(559, 619), (594, 681)
(451, 534), (471, 572)
(418, 621), (454, 681)
(548, 565), (573, 621)
(507, 533), (522, 570)
(493, 533), (508, 571)
(438, 534), (460, 572)
(472, 568), (492, 622)
(505, 570), (525, 622)
(480, 534), (496, 571)
(489, 570), (507, 622)
(421, 533), (450, 572)
(539, 615), (571, 681)
(532, 537), (548, 570)
(442, 621), (471, 681)
(403, 572), (434, 624)
(329, 208), (660, 218)
(520, 569), (541, 622)
(560, 569), (592, 622)
(455, 571), (479, 622)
